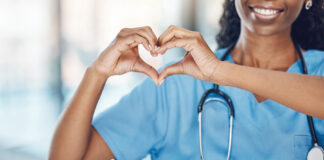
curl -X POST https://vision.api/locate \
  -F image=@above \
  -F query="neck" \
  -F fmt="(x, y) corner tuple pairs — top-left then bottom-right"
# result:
(231, 27), (299, 71)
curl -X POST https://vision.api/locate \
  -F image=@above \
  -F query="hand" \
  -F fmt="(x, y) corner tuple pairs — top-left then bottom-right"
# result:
(156, 25), (221, 84)
(91, 26), (159, 84)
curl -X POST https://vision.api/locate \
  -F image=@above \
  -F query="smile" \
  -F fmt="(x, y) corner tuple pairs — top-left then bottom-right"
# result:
(249, 6), (284, 22)
(253, 8), (281, 16)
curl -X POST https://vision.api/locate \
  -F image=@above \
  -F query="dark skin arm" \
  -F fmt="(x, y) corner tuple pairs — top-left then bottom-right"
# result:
(215, 62), (324, 119)
(49, 67), (115, 160)
(156, 25), (324, 120)
(49, 26), (159, 160)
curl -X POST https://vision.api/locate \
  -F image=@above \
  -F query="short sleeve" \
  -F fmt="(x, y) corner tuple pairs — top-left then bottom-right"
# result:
(92, 78), (168, 160)
(313, 57), (324, 76)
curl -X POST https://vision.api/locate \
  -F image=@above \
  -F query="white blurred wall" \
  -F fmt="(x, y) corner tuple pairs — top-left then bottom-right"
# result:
(0, 0), (224, 159)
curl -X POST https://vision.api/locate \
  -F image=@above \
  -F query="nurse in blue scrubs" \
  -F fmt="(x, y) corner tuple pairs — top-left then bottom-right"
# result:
(49, 0), (324, 159)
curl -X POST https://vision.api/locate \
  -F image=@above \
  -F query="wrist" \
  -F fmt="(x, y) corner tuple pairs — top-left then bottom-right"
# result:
(87, 63), (110, 81)
(212, 60), (230, 86)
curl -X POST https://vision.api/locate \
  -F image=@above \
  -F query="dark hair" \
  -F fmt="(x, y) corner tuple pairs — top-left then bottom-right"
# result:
(216, 0), (324, 50)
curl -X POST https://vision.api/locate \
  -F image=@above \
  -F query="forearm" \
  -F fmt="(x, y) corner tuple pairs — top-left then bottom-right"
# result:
(49, 66), (107, 159)
(216, 61), (324, 119)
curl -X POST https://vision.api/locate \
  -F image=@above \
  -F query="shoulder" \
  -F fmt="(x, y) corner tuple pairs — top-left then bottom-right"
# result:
(305, 49), (324, 76)
(306, 49), (324, 59)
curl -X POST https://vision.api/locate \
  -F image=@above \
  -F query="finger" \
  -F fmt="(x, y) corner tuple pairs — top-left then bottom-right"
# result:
(158, 62), (184, 85)
(156, 38), (193, 55)
(137, 26), (159, 56)
(145, 27), (159, 56)
(124, 33), (151, 51)
(158, 25), (189, 46)
(132, 58), (159, 85)
(120, 27), (158, 54)
(134, 27), (157, 50)
(141, 26), (158, 47)
(120, 27), (157, 47)
(125, 26), (158, 57)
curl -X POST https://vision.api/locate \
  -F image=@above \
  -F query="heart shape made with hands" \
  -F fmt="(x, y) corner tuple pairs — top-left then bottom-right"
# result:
(140, 25), (219, 86)
(101, 25), (220, 86)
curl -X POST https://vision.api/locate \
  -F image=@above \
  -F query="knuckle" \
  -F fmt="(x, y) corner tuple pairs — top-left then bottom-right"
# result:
(188, 37), (194, 43)
(168, 25), (176, 31)
(139, 27), (146, 32)
(116, 32), (124, 39)
(129, 33), (138, 39)
(120, 28), (129, 33)
(114, 38), (122, 46)
(194, 31), (202, 38)
(117, 28), (130, 38)
(114, 36), (127, 46)
(144, 26), (152, 31)
(191, 37), (200, 44)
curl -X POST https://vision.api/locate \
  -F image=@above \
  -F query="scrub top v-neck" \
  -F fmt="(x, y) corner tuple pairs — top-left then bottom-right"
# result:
(93, 48), (324, 160)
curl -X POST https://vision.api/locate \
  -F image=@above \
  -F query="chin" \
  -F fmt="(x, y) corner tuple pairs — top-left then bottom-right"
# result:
(247, 23), (290, 37)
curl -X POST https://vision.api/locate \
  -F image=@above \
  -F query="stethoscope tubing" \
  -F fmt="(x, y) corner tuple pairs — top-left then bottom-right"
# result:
(198, 97), (233, 160)
(198, 41), (320, 159)
(295, 43), (319, 145)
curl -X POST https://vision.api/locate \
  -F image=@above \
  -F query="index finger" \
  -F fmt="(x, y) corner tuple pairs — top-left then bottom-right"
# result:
(157, 25), (189, 46)
(134, 26), (158, 56)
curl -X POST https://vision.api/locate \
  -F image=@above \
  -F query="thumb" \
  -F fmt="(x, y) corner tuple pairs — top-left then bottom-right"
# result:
(132, 58), (159, 85)
(158, 62), (184, 85)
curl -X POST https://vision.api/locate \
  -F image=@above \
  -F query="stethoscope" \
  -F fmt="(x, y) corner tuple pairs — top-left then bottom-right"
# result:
(197, 42), (324, 160)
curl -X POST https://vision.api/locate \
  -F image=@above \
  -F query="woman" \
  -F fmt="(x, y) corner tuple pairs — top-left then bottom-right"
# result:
(49, 0), (324, 159)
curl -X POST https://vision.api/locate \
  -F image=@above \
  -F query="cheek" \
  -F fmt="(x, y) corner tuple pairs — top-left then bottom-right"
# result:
(275, 0), (304, 34)
(235, 0), (253, 30)
(284, 0), (305, 24)
(235, 0), (249, 22)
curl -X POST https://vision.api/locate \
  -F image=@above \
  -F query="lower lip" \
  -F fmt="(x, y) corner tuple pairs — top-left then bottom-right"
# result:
(251, 9), (282, 23)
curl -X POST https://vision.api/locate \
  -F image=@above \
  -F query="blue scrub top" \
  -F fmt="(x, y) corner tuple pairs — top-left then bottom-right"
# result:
(93, 48), (324, 160)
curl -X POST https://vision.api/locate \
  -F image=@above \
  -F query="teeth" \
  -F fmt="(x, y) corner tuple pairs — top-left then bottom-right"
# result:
(253, 8), (280, 16)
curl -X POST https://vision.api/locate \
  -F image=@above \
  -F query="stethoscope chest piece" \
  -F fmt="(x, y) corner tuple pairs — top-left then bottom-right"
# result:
(307, 145), (324, 160)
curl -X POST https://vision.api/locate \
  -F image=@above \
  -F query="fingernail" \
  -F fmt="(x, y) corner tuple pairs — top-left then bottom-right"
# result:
(149, 45), (153, 51)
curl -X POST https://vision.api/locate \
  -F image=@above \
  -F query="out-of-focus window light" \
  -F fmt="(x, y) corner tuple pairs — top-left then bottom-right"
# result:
(60, 0), (199, 115)
(0, 0), (225, 159)
(196, 0), (225, 50)
(0, 0), (60, 159)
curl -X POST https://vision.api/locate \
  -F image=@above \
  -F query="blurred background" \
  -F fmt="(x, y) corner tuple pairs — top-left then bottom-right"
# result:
(0, 0), (225, 159)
